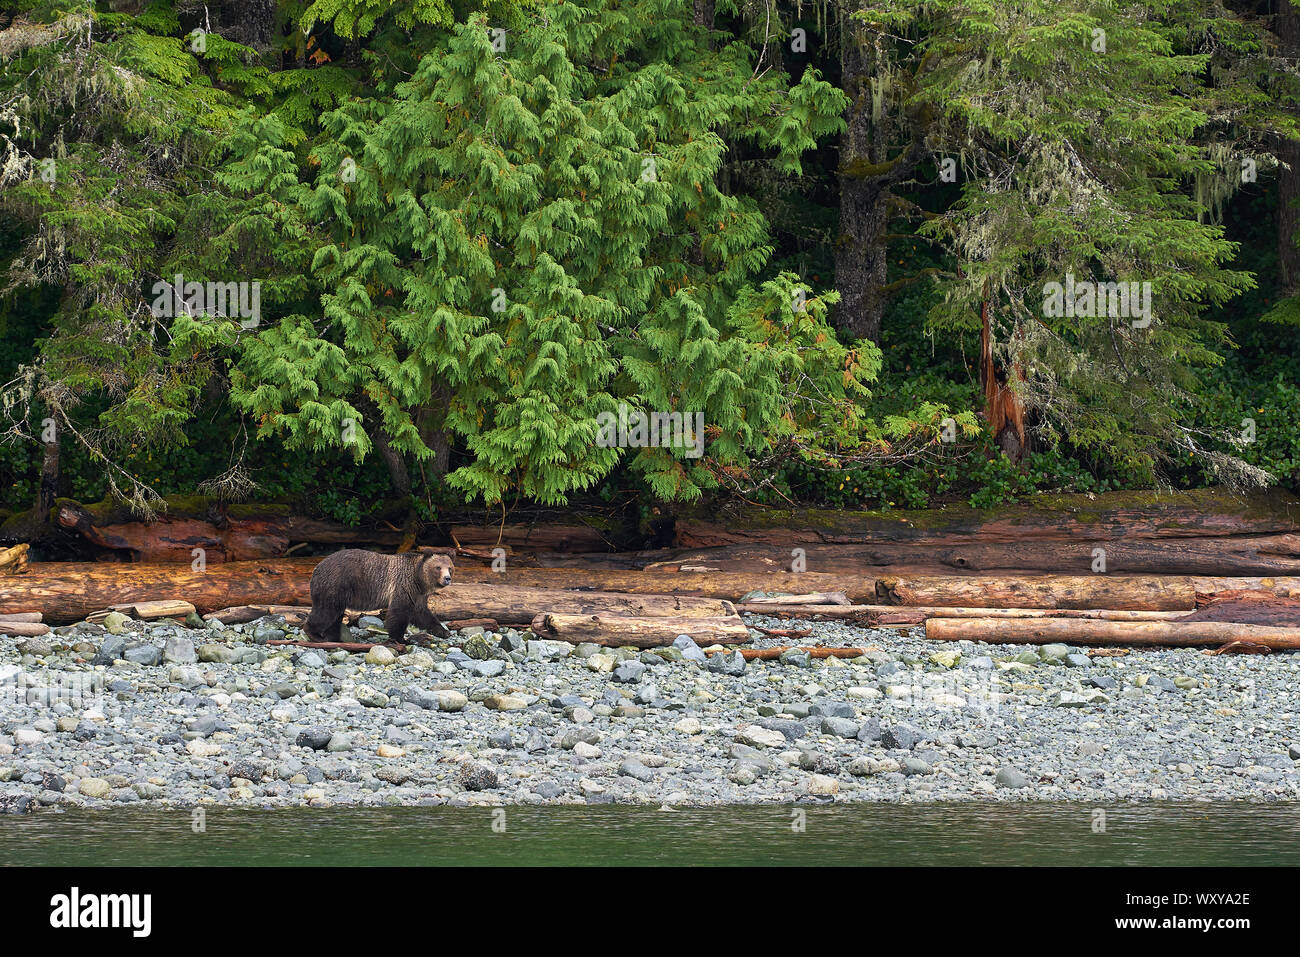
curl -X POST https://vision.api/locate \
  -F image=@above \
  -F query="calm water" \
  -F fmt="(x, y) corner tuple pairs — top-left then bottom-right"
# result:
(2, 802), (1298, 866)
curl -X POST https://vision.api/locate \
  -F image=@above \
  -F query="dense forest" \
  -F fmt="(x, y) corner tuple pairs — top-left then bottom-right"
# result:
(1, 0), (1298, 534)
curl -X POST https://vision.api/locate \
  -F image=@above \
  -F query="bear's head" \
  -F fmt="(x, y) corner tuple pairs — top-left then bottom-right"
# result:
(415, 548), (455, 589)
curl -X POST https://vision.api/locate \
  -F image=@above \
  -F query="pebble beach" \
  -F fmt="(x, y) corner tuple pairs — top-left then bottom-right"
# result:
(2, 611), (1298, 813)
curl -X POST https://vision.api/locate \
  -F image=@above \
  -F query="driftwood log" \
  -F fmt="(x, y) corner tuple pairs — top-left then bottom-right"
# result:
(530, 613), (749, 646)
(738, 603), (1191, 624)
(8, 558), (1300, 624)
(925, 617), (1300, 650)
(428, 584), (736, 625)
(0, 559), (317, 623)
(711, 646), (871, 661)
(674, 488), (1300, 547)
(876, 575), (1198, 610)
(0, 612), (41, 623)
(0, 620), (50, 637)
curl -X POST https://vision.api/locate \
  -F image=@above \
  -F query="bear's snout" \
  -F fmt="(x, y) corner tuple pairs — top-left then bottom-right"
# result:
(439, 571), (453, 586)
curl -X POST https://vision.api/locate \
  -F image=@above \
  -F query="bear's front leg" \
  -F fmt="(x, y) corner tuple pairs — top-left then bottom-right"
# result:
(411, 604), (451, 639)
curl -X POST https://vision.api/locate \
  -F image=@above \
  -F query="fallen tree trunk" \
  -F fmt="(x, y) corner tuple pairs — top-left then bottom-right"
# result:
(455, 567), (873, 601)
(429, 584), (736, 625)
(450, 523), (614, 552)
(54, 499), (408, 562)
(13, 560), (1293, 623)
(646, 535), (1300, 576)
(0, 559), (317, 623)
(738, 603), (1190, 623)
(674, 487), (1300, 547)
(925, 616), (1300, 649)
(530, 613), (749, 646)
(877, 575), (1196, 610)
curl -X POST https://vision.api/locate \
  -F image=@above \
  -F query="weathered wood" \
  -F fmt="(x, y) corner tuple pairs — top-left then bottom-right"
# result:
(0, 543), (29, 575)
(925, 616), (1300, 649)
(98, 599), (196, 621)
(712, 646), (871, 661)
(1, 620), (50, 637)
(0, 612), (41, 623)
(204, 604), (312, 625)
(266, 640), (405, 653)
(1192, 577), (1300, 600)
(743, 592), (851, 606)
(0, 559), (317, 623)
(674, 488), (1300, 548)
(446, 617), (500, 631)
(13, 559), (1296, 623)
(451, 523), (612, 552)
(455, 567), (874, 601)
(877, 575), (1197, 610)
(54, 499), (409, 563)
(530, 613), (749, 646)
(639, 534), (1300, 576)
(1181, 591), (1300, 626)
(738, 603), (1190, 623)
(429, 583), (736, 625)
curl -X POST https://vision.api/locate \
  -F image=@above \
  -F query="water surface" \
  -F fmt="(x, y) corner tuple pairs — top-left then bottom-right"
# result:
(3, 801), (1298, 866)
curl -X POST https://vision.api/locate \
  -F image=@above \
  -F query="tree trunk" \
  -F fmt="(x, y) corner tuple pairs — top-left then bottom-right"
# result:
(981, 289), (1028, 461)
(925, 616), (1300, 650)
(1277, 1), (1300, 292)
(37, 427), (59, 522)
(834, 22), (926, 341)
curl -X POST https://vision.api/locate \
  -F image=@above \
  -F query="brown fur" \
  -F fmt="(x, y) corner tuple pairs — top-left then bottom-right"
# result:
(305, 547), (454, 644)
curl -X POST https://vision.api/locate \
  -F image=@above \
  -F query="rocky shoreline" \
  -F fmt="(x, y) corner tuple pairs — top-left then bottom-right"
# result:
(2, 611), (1298, 812)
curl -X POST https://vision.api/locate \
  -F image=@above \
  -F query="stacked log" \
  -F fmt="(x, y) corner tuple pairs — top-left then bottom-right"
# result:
(925, 617), (1300, 650)
(874, 574), (1198, 610)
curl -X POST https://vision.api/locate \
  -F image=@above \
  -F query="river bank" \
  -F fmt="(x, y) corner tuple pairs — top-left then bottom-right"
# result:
(1, 612), (1298, 811)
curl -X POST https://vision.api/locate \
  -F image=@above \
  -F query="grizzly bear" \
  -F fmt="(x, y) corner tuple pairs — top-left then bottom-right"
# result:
(305, 547), (455, 645)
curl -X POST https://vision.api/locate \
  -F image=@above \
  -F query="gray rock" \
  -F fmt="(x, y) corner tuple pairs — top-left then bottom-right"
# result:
(671, 635), (707, 663)
(460, 763), (498, 791)
(296, 727), (333, 750)
(881, 723), (924, 751)
(93, 635), (126, 665)
(613, 661), (646, 683)
(163, 635), (197, 664)
(995, 767), (1031, 789)
(821, 716), (860, 739)
(619, 759), (654, 782)
(472, 659), (505, 678)
(705, 651), (746, 676)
